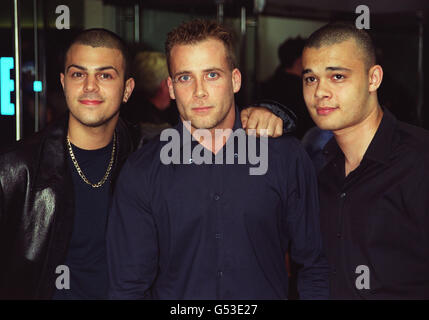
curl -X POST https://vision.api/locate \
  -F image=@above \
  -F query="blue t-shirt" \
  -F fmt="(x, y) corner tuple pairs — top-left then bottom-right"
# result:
(53, 140), (113, 299)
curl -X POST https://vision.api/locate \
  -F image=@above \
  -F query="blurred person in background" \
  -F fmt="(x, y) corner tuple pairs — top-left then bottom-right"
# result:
(122, 51), (179, 147)
(260, 36), (314, 139)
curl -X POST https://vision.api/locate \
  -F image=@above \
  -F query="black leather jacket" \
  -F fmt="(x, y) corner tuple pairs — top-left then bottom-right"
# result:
(0, 114), (134, 299)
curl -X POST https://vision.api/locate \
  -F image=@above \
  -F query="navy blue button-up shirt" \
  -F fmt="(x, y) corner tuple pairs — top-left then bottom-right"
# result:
(107, 108), (329, 299)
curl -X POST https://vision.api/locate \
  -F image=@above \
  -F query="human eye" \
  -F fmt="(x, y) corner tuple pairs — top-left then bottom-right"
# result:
(206, 71), (219, 80)
(98, 73), (113, 80)
(304, 76), (316, 84)
(176, 74), (191, 83)
(71, 71), (84, 78)
(332, 74), (345, 81)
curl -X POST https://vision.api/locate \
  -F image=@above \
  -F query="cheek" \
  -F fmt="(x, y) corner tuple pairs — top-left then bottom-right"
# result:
(338, 84), (361, 104)
(105, 83), (125, 98)
(302, 86), (314, 103)
(174, 87), (191, 102)
(63, 86), (77, 101)
(209, 82), (230, 99)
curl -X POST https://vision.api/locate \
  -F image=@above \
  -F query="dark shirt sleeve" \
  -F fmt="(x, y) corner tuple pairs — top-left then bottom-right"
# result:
(244, 100), (297, 134)
(284, 143), (330, 299)
(106, 159), (158, 299)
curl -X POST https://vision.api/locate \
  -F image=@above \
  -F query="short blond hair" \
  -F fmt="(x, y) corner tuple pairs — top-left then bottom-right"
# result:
(165, 19), (236, 75)
(133, 51), (169, 97)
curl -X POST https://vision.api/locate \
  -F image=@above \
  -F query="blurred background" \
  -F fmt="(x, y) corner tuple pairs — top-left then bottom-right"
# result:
(1, 0), (429, 147)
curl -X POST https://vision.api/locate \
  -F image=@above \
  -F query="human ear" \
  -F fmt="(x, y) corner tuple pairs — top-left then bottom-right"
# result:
(232, 68), (242, 93)
(368, 65), (383, 92)
(123, 78), (135, 103)
(167, 77), (176, 100)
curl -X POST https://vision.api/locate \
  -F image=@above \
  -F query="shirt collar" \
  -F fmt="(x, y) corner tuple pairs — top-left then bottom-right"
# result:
(364, 108), (397, 164)
(322, 135), (340, 164)
(322, 107), (397, 165)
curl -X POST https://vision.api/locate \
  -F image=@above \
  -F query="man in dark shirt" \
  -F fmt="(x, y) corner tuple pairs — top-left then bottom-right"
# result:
(107, 19), (329, 300)
(302, 23), (429, 299)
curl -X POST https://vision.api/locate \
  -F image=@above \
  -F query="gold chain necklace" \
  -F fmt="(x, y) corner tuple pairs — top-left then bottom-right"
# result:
(66, 133), (116, 188)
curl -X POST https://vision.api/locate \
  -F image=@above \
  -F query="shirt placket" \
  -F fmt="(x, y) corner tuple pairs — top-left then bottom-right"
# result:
(330, 157), (348, 291)
(212, 154), (224, 299)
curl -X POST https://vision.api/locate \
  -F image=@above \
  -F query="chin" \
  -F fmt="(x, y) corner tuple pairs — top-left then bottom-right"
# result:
(187, 117), (216, 130)
(312, 119), (336, 131)
(77, 118), (107, 128)
(75, 112), (119, 128)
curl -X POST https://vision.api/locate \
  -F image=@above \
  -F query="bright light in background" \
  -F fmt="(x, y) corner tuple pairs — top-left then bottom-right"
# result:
(33, 80), (42, 92)
(0, 57), (14, 116)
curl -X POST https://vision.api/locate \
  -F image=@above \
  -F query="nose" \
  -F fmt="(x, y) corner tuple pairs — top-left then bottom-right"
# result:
(314, 78), (331, 100)
(83, 74), (99, 93)
(193, 76), (207, 99)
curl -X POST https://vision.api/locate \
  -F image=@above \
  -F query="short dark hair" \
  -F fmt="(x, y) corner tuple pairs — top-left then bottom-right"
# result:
(165, 19), (237, 75)
(304, 22), (376, 70)
(63, 28), (130, 79)
(278, 36), (305, 69)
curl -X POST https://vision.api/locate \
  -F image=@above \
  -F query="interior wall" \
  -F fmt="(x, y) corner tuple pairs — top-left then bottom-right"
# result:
(140, 9), (213, 52)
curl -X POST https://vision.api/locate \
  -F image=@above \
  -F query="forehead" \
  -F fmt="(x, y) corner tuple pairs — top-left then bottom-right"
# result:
(169, 39), (229, 72)
(65, 44), (125, 70)
(302, 39), (365, 71)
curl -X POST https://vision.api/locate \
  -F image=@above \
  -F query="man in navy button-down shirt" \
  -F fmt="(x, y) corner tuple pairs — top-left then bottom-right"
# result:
(106, 19), (329, 300)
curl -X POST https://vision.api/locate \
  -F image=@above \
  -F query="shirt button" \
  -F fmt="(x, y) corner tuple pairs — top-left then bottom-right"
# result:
(234, 153), (238, 158)
(214, 194), (220, 201)
(340, 192), (346, 198)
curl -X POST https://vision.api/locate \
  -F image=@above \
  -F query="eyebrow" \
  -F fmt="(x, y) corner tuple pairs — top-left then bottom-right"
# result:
(302, 66), (352, 75)
(326, 66), (351, 72)
(173, 67), (225, 78)
(66, 64), (119, 75)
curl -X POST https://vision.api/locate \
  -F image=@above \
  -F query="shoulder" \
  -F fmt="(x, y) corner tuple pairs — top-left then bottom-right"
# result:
(0, 115), (67, 177)
(0, 131), (44, 168)
(121, 133), (165, 176)
(387, 120), (429, 185)
(261, 134), (314, 176)
(393, 121), (429, 160)
(0, 131), (46, 192)
(267, 133), (308, 159)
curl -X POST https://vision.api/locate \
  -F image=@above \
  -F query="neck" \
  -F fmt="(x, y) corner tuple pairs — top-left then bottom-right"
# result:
(184, 105), (236, 154)
(334, 104), (383, 176)
(67, 115), (118, 150)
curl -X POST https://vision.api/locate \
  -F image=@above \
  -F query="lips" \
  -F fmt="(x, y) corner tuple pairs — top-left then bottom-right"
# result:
(79, 100), (103, 105)
(192, 106), (213, 113)
(316, 106), (338, 115)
